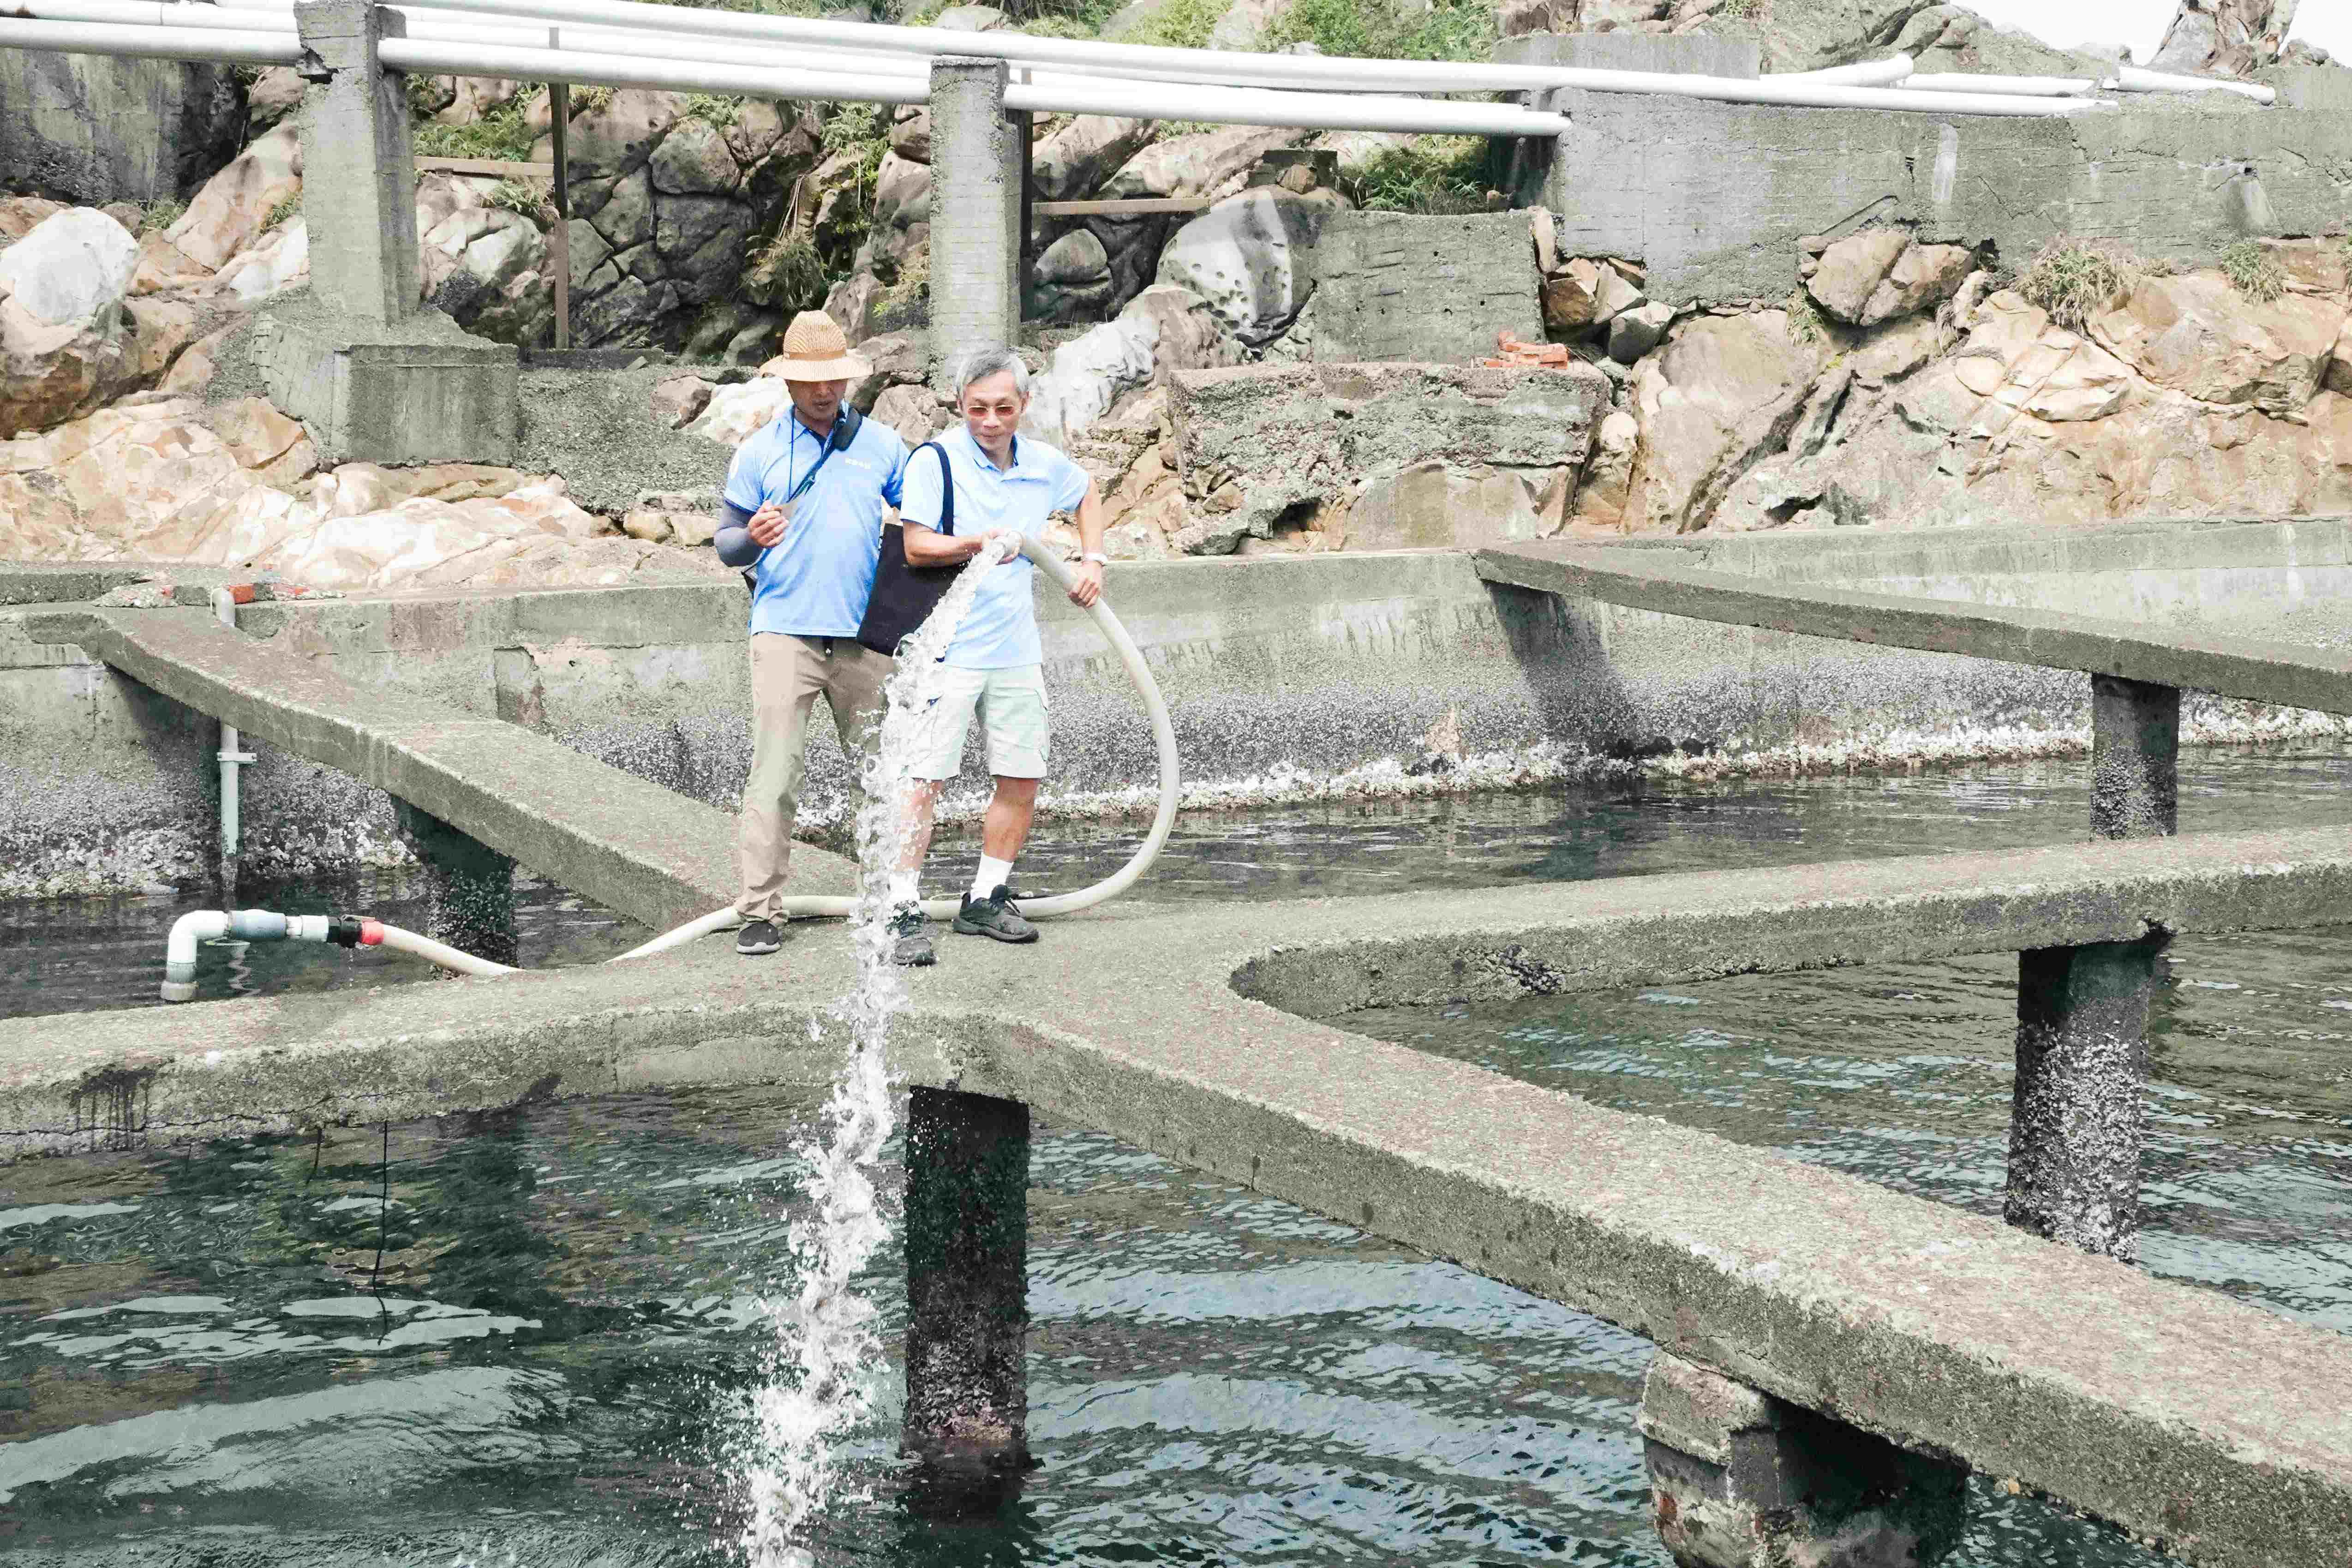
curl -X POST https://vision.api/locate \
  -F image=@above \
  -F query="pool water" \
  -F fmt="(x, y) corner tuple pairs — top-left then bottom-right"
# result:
(5, 742), (2351, 1564)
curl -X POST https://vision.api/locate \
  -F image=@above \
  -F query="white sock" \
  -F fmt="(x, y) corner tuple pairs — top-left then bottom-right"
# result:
(888, 871), (919, 909)
(970, 855), (1014, 902)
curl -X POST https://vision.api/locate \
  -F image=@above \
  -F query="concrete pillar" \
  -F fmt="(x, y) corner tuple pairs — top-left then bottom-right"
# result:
(1640, 1352), (1965, 1568)
(392, 801), (518, 968)
(927, 56), (1021, 385)
(292, 0), (419, 324)
(2005, 933), (2166, 1259)
(2089, 674), (2179, 840)
(903, 1085), (1029, 1503)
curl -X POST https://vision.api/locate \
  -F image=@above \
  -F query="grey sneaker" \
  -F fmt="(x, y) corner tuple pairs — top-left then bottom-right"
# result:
(890, 905), (936, 967)
(953, 885), (1038, 944)
(736, 918), (782, 956)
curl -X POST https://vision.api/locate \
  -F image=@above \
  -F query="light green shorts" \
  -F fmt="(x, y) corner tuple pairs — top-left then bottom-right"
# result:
(910, 663), (1050, 781)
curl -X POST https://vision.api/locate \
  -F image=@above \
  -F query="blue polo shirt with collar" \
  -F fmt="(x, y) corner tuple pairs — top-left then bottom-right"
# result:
(723, 408), (910, 639)
(898, 423), (1089, 670)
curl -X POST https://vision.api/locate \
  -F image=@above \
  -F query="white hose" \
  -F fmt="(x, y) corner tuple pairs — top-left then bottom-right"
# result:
(2107, 65), (2275, 104)
(1897, 72), (2099, 98)
(614, 535), (1180, 954)
(374, 922), (519, 977)
(162, 539), (1179, 989)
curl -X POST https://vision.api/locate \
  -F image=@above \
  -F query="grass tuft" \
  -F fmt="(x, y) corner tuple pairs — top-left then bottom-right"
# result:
(2219, 239), (2286, 303)
(681, 92), (744, 129)
(1133, 0), (1225, 49)
(567, 85), (616, 117)
(137, 197), (186, 235)
(1783, 289), (1829, 345)
(1260, 0), (1494, 62)
(745, 233), (828, 310)
(1348, 136), (1492, 215)
(415, 97), (539, 162)
(2019, 242), (2135, 332)
(261, 194), (302, 232)
(486, 179), (554, 223)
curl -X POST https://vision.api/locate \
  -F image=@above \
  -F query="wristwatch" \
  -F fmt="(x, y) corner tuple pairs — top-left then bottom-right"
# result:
(1080, 551), (1110, 565)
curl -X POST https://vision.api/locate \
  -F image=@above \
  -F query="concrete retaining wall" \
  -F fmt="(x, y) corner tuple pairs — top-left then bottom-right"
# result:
(6, 516), (2350, 898)
(1537, 96), (2352, 305)
(0, 53), (245, 206)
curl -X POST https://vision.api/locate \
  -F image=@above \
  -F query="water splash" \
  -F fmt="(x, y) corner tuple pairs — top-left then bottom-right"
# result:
(734, 536), (1016, 1566)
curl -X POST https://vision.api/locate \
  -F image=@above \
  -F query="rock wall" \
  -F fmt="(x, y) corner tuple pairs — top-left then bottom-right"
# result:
(0, 53), (245, 206)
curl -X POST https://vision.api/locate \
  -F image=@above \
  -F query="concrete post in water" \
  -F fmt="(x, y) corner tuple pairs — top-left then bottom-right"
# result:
(291, 0), (419, 324)
(392, 801), (518, 968)
(2006, 933), (2167, 1259)
(1640, 1352), (1965, 1568)
(903, 1085), (1029, 1502)
(2089, 674), (2179, 840)
(928, 56), (1020, 383)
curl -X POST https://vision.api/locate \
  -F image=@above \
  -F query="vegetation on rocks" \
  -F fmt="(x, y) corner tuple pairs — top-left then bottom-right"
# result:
(2019, 243), (2134, 332)
(745, 233), (828, 311)
(1260, 0), (1494, 62)
(1134, 0), (1225, 49)
(486, 178), (553, 223)
(1782, 288), (1829, 345)
(2220, 239), (2286, 303)
(680, 92), (745, 128)
(1350, 136), (1492, 215)
(414, 95), (541, 161)
(136, 197), (186, 235)
(261, 194), (302, 232)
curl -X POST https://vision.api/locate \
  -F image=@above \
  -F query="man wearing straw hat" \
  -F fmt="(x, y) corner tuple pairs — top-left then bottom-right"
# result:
(713, 310), (912, 957)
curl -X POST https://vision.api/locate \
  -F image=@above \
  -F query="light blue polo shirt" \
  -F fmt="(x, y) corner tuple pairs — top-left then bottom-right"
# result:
(723, 409), (910, 638)
(898, 424), (1088, 670)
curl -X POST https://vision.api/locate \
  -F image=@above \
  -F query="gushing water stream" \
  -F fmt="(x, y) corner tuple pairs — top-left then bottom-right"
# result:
(733, 539), (1015, 1566)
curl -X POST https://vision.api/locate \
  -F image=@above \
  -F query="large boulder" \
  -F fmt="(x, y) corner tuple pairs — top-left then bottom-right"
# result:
(2090, 272), (2345, 418)
(1102, 125), (1305, 202)
(1153, 190), (1326, 347)
(2151, 0), (2298, 77)
(1033, 116), (1156, 203)
(0, 208), (145, 437)
(1803, 229), (1973, 328)
(141, 122), (303, 281)
(1616, 310), (1829, 534)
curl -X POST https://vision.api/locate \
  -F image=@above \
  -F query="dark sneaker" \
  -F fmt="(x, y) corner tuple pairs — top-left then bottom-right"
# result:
(736, 918), (783, 956)
(890, 905), (936, 967)
(953, 885), (1038, 944)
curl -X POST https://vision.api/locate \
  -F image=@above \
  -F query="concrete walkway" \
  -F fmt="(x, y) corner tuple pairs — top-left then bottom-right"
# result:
(30, 602), (855, 930)
(7, 825), (2352, 1568)
(1478, 539), (2352, 716)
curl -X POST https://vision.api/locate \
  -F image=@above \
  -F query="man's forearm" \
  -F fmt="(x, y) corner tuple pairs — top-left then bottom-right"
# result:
(713, 500), (759, 568)
(1075, 487), (1106, 556)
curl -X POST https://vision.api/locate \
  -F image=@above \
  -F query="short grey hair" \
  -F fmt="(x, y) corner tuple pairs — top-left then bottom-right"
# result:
(951, 344), (1029, 403)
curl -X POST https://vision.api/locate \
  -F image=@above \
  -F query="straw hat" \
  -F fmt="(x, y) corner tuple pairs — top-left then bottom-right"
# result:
(772, 309), (871, 382)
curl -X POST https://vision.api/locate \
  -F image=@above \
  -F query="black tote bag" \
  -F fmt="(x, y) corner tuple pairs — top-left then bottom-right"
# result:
(857, 442), (960, 657)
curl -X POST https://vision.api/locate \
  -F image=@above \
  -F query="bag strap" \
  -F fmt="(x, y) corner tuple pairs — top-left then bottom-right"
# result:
(915, 441), (955, 537)
(785, 405), (862, 506)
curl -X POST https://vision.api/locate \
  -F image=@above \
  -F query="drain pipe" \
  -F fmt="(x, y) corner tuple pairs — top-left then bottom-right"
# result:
(211, 589), (256, 894)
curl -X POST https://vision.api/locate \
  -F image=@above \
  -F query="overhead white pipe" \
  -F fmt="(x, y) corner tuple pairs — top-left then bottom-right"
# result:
(1897, 72), (2100, 97)
(2109, 64), (2274, 104)
(393, 0), (2111, 114)
(378, 36), (1574, 134)
(1775, 54), (1913, 85)
(0, 14), (299, 62)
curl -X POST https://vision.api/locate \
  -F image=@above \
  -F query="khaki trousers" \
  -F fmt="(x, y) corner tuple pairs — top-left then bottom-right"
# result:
(737, 633), (892, 921)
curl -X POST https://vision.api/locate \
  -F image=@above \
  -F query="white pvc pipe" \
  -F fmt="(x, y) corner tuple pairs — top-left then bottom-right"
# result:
(0, 14), (298, 62)
(211, 590), (252, 884)
(1897, 72), (2099, 97)
(1776, 54), (1912, 86)
(2109, 64), (2274, 104)
(392, 0), (2108, 114)
(378, 36), (1573, 134)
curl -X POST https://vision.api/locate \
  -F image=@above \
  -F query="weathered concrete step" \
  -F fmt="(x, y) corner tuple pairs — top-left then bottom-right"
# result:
(1478, 540), (2352, 717)
(28, 604), (850, 930)
(7, 826), (2352, 1566)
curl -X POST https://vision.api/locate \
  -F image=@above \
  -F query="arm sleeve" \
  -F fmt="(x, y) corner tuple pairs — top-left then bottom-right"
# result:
(879, 431), (910, 510)
(712, 500), (760, 568)
(721, 437), (765, 516)
(898, 444), (945, 530)
(1050, 449), (1090, 512)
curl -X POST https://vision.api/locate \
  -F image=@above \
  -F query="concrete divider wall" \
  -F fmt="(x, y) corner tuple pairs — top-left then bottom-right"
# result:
(1538, 96), (2352, 305)
(6, 519), (2348, 898)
